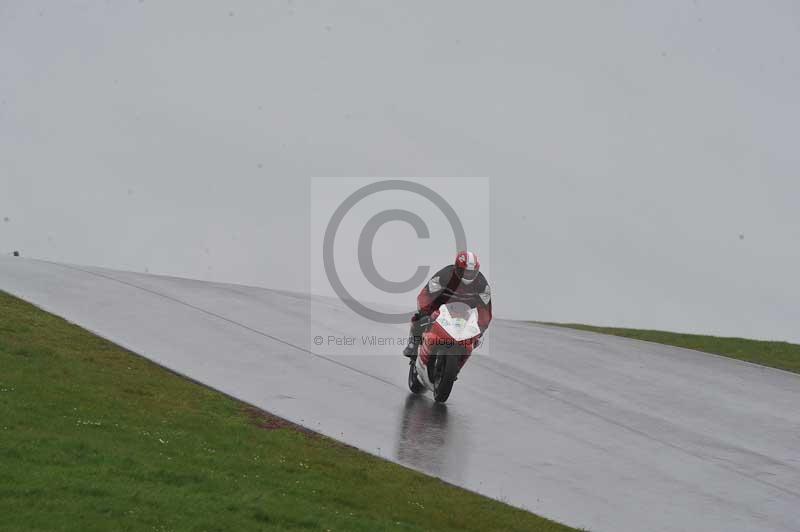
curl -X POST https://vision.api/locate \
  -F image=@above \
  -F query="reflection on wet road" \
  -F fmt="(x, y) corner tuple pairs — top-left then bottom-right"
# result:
(395, 395), (470, 482)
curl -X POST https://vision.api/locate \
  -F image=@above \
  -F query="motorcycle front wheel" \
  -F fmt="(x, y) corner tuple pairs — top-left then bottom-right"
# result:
(433, 352), (461, 403)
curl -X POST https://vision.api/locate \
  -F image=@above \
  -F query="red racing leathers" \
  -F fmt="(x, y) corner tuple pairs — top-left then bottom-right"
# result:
(406, 265), (492, 354)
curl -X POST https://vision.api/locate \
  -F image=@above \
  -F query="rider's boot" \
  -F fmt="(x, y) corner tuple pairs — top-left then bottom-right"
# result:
(403, 335), (420, 359)
(403, 313), (427, 359)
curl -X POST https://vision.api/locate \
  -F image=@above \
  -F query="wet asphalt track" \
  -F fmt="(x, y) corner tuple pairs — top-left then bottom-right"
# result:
(2, 257), (799, 532)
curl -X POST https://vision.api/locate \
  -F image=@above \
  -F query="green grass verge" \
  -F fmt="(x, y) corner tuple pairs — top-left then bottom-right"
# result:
(0, 291), (576, 532)
(539, 322), (800, 374)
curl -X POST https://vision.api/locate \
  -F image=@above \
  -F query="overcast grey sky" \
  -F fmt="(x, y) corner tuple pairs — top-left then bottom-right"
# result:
(1, 1), (798, 342)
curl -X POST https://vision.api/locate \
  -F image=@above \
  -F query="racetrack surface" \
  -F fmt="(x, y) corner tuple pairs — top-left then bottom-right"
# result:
(2, 257), (799, 532)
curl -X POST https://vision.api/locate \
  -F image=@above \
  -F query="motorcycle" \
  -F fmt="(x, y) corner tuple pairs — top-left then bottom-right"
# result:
(408, 302), (482, 403)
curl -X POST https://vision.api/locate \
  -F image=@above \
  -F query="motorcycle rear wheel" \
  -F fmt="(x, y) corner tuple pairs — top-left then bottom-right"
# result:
(408, 360), (425, 394)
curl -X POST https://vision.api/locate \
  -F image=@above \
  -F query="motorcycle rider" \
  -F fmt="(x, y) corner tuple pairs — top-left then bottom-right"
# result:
(403, 251), (492, 359)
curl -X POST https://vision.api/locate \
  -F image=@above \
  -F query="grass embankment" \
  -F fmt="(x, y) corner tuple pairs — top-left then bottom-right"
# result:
(0, 291), (576, 532)
(541, 322), (800, 374)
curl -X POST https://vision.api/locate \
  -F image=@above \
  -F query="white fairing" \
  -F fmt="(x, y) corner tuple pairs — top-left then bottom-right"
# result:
(435, 303), (481, 342)
(415, 303), (481, 391)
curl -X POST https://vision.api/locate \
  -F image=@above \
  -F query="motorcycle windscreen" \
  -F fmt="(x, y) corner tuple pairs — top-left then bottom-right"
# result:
(435, 302), (481, 342)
